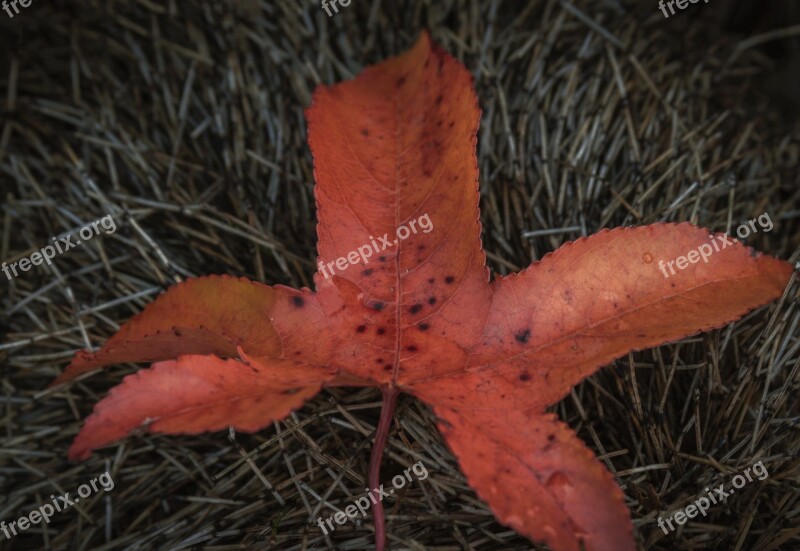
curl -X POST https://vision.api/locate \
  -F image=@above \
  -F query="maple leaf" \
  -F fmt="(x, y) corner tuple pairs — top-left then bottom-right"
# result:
(54, 32), (793, 551)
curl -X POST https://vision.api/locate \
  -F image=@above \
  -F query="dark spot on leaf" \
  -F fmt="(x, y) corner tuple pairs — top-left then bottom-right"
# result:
(428, 297), (437, 305)
(292, 296), (304, 308)
(362, 268), (374, 276)
(361, 128), (369, 136)
(174, 329), (182, 337)
(435, 94), (443, 105)
(515, 329), (531, 344)
(406, 345), (418, 352)
(356, 325), (367, 333)
(369, 301), (385, 311)
(445, 276), (455, 284)
(547, 434), (556, 442)
(419, 323), (430, 331)
(376, 358), (384, 364)
(377, 327), (386, 335)
(379, 256), (387, 262)
(410, 304), (423, 314)
(427, 278), (435, 283)
(383, 365), (393, 371)
(519, 372), (531, 382)
(396, 75), (406, 87)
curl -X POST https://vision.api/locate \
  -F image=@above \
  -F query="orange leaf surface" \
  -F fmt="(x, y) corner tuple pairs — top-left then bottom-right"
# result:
(53, 276), (336, 385)
(55, 32), (794, 551)
(69, 354), (335, 460)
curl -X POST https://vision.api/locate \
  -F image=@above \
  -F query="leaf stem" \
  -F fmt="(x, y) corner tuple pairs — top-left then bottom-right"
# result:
(370, 385), (399, 551)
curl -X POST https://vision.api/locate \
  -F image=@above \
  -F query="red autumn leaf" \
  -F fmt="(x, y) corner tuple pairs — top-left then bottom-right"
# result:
(54, 32), (793, 551)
